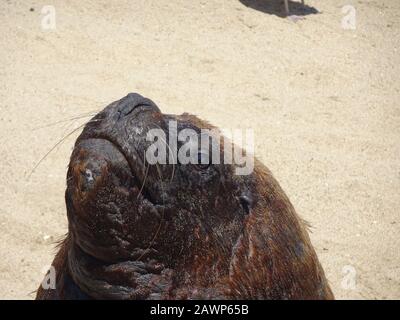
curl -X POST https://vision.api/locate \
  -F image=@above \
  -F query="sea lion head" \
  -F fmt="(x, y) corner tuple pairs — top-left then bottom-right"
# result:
(60, 93), (333, 299)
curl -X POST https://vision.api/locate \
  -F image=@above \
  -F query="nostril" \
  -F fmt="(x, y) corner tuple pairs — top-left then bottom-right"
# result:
(117, 103), (142, 120)
(116, 93), (154, 120)
(117, 104), (136, 120)
(239, 195), (252, 215)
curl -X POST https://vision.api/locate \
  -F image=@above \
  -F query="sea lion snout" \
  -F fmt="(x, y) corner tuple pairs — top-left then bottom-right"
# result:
(69, 140), (130, 202)
(115, 92), (161, 121)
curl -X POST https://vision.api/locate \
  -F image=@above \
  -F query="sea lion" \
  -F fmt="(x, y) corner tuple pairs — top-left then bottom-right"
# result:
(36, 93), (334, 300)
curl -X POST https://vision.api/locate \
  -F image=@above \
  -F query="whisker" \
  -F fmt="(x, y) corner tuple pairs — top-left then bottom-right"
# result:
(134, 123), (176, 261)
(137, 163), (150, 200)
(164, 138), (176, 182)
(27, 119), (101, 180)
(32, 111), (99, 131)
(150, 123), (176, 182)
(27, 290), (37, 298)
(137, 162), (166, 261)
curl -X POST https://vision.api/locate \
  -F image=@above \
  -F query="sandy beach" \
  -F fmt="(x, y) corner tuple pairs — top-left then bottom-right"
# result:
(0, 0), (399, 299)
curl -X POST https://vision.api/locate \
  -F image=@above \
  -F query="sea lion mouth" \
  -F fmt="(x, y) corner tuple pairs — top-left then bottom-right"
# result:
(66, 128), (175, 299)
(69, 137), (157, 208)
(79, 136), (158, 205)
(73, 93), (173, 206)
(66, 94), (176, 266)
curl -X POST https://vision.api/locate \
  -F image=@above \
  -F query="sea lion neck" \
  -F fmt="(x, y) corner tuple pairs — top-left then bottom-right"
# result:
(67, 242), (173, 300)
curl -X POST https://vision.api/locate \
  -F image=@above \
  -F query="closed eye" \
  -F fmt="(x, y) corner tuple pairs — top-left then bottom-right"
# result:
(196, 151), (210, 170)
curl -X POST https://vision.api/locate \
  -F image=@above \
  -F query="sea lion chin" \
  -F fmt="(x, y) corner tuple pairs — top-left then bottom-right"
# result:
(36, 93), (334, 300)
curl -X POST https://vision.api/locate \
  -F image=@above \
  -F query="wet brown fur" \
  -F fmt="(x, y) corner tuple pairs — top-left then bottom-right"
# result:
(36, 93), (333, 300)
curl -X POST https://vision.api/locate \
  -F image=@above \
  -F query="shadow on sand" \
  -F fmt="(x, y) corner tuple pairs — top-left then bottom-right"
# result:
(239, 0), (319, 18)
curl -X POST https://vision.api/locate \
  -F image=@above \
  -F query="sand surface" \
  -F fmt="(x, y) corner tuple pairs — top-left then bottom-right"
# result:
(0, 0), (399, 299)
